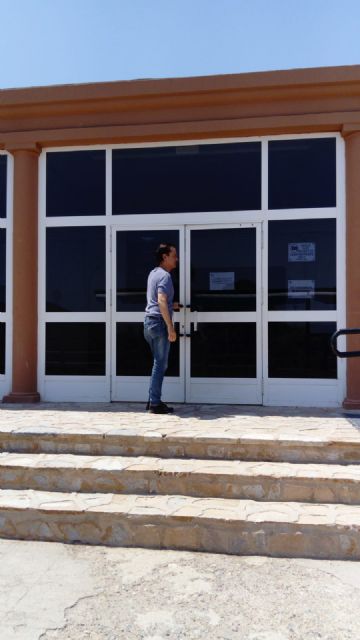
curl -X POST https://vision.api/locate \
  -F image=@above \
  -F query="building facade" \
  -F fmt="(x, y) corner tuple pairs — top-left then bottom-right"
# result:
(0, 65), (360, 407)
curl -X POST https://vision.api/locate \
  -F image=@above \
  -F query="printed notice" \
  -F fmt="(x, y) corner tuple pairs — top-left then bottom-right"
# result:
(209, 272), (235, 291)
(288, 242), (316, 262)
(288, 279), (315, 298)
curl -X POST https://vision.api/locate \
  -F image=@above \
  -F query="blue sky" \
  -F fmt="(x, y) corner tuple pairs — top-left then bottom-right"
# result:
(1, 0), (360, 89)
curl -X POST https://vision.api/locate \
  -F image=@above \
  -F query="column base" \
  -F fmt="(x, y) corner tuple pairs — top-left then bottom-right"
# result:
(2, 392), (41, 404)
(343, 398), (360, 410)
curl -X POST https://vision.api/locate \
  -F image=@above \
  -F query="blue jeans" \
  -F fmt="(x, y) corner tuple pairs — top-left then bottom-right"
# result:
(144, 315), (170, 406)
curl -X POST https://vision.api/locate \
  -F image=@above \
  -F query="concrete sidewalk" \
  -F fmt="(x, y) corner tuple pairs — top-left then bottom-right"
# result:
(0, 538), (359, 640)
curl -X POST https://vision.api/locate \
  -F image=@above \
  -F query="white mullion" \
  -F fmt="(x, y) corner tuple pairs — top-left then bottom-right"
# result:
(267, 208), (337, 220)
(45, 313), (106, 323)
(268, 311), (338, 322)
(106, 148), (112, 218)
(336, 135), (347, 397)
(45, 215), (107, 227)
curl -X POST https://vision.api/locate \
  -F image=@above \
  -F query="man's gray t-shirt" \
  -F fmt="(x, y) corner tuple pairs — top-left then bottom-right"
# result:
(145, 267), (174, 317)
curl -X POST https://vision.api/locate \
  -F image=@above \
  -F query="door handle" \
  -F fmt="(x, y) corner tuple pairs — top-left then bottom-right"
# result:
(179, 333), (191, 337)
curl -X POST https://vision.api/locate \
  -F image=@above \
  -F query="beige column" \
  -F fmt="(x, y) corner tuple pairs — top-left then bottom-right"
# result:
(343, 129), (360, 409)
(3, 144), (40, 402)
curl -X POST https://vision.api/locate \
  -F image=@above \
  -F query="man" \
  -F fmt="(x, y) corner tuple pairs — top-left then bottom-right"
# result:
(144, 243), (178, 414)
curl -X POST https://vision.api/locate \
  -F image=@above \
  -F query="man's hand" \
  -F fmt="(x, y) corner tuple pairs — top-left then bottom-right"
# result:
(168, 326), (177, 342)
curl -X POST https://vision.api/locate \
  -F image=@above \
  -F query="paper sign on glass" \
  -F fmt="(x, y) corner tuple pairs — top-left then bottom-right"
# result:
(288, 242), (316, 262)
(209, 272), (235, 291)
(288, 279), (315, 298)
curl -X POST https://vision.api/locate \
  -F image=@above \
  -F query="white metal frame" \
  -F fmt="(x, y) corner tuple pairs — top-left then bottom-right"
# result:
(0, 151), (12, 398)
(38, 133), (346, 406)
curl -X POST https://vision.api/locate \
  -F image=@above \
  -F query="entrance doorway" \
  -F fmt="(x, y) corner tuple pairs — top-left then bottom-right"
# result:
(111, 223), (262, 404)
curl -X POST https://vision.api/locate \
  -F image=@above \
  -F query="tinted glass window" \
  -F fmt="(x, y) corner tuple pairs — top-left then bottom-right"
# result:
(0, 230), (6, 313)
(0, 323), (5, 374)
(116, 230), (179, 312)
(46, 227), (106, 312)
(113, 143), (261, 214)
(46, 151), (105, 216)
(191, 228), (256, 311)
(117, 322), (179, 376)
(268, 322), (337, 379)
(269, 138), (336, 209)
(191, 323), (256, 378)
(268, 219), (336, 311)
(46, 323), (106, 375)
(0, 156), (6, 219)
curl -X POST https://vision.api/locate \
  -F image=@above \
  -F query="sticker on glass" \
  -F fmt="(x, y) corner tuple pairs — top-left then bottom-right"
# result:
(209, 272), (235, 291)
(288, 242), (315, 262)
(288, 279), (315, 298)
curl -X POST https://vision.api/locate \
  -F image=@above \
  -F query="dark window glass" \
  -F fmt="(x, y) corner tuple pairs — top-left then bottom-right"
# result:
(116, 230), (179, 312)
(46, 151), (105, 216)
(0, 230), (6, 312)
(0, 156), (6, 219)
(268, 322), (337, 379)
(0, 323), (5, 374)
(46, 323), (105, 375)
(191, 228), (256, 312)
(46, 227), (106, 312)
(191, 323), (256, 378)
(116, 322), (179, 377)
(113, 143), (261, 214)
(269, 138), (336, 209)
(268, 219), (336, 311)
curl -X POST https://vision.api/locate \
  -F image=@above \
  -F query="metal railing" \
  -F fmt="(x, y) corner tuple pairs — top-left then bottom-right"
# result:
(331, 328), (360, 358)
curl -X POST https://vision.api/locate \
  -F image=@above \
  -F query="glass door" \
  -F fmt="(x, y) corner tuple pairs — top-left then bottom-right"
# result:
(185, 224), (262, 404)
(111, 226), (185, 402)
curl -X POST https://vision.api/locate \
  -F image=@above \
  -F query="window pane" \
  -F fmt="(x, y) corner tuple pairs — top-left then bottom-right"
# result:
(268, 322), (337, 378)
(46, 227), (106, 312)
(46, 151), (105, 216)
(46, 323), (105, 375)
(116, 230), (179, 312)
(269, 138), (336, 209)
(191, 323), (256, 378)
(116, 322), (179, 377)
(0, 156), (6, 219)
(0, 230), (6, 312)
(268, 219), (336, 311)
(191, 228), (256, 311)
(113, 143), (261, 214)
(0, 323), (5, 374)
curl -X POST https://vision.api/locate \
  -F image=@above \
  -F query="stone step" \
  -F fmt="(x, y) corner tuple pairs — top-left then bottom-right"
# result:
(1, 427), (360, 464)
(1, 452), (360, 504)
(0, 489), (359, 559)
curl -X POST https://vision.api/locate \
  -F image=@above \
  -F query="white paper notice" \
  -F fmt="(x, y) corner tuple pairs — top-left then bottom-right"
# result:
(288, 280), (315, 298)
(209, 272), (235, 291)
(288, 242), (316, 262)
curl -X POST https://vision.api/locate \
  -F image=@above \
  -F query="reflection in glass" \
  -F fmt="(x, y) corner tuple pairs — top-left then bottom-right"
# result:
(0, 156), (6, 219)
(269, 138), (336, 209)
(46, 323), (106, 375)
(116, 322), (179, 376)
(46, 151), (106, 216)
(268, 219), (336, 311)
(0, 230), (6, 312)
(190, 228), (256, 311)
(0, 323), (5, 374)
(113, 142), (261, 214)
(116, 230), (179, 312)
(191, 323), (256, 378)
(46, 227), (106, 312)
(268, 322), (337, 378)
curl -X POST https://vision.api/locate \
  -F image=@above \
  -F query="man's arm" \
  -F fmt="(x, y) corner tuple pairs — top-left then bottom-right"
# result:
(158, 292), (177, 342)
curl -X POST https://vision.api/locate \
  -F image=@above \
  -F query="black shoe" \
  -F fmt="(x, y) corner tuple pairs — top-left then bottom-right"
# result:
(149, 402), (174, 414)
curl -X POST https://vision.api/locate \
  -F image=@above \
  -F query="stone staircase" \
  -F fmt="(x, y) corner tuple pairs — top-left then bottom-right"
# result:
(0, 404), (360, 559)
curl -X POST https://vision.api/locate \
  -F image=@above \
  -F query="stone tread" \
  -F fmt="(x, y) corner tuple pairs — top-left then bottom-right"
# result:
(1, 452), (360, 480)
(0, 488), (360, 526)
